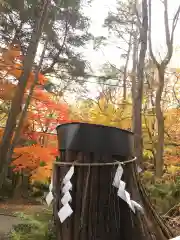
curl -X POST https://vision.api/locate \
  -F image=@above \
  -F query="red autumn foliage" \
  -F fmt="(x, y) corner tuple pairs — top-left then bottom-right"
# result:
(0, 44), (70, 181)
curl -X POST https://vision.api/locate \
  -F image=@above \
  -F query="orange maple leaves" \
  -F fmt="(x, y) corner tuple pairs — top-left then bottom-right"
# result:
(0, 43), (21, 67)
(0, 43), (70, 182)
(12, 145), (55, 169)
(0, 43), (48, 102)
(12, 144), (58, 181)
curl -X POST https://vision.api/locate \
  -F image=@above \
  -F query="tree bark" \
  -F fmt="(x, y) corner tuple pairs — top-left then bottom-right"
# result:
(131, 30), (138, 129)
(0, 0), (50, 188)
(155, 66), (165, 177)
(53, 151), (173, 240)
(148, 0), (180, 176)
(123, 29), (132, 101)
(133, 0), (148, 164)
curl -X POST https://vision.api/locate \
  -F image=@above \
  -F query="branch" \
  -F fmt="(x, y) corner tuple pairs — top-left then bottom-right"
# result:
(172, 76), (180, 104)
(134, 2), (142, 29)
(162, 0), (174, 65)
(171, 5), (180, 43)
(163, 203), (180, 217)
(142, 96), (156, 159)
(122, 24), (133, 100)
(42, 19), (69, 74)
(148, 0), (160, 67)
(149, 0), (180, 66)
(163, 2), (180, 65)
(163, 0), (171, 50)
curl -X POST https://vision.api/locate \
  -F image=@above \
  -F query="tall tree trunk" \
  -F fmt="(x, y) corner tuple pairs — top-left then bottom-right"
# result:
(133, 0), (148, 164)
(155, 66), (165, 177)
(131, 31), (138, 129)
(0, 0), (50, 188)
(148, 0), (180, 176)
(123, 30), (132, 101)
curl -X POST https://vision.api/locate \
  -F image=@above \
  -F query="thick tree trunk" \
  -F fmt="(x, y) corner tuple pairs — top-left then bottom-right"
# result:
(53, 123), (174, 240)
(53, 152), (173, 240)
(155, 66), (165, 177)
(0, 0), (50, 188)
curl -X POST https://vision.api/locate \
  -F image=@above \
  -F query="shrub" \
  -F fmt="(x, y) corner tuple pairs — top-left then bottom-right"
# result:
(142, 171), (180, 214)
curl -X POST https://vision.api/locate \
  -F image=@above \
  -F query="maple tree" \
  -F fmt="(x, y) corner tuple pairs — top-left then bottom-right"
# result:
(0, 44), (70, 182)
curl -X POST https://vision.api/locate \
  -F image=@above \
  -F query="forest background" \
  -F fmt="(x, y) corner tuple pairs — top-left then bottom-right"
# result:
(0, 0), (180, 237)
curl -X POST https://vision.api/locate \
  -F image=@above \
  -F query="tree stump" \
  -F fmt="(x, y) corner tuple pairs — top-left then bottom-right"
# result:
(53, 123), (173, 240)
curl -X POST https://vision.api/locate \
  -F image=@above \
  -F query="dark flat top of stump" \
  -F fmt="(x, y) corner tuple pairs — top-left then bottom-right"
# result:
(56, 122), (134, 157)
(57, 122), (133, 133)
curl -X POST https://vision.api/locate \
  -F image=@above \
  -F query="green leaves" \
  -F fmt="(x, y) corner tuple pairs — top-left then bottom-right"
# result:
(93, 36), (107, 50)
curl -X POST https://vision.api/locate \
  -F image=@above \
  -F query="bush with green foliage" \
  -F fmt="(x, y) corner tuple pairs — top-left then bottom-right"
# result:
(142, 171), (180, 214)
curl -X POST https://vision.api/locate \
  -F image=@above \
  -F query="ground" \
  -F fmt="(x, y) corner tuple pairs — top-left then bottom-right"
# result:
(0, 215), (22, 239)
(0, 201), (45, 239)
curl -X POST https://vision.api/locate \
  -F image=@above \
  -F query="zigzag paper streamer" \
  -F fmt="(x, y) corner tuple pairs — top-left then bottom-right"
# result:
(61, 191), (72, 205)
(113, 163), (143, 214)
(58, 166), (74, 223)
(131, 200), (144, 214)
(58, 203), (73, 223)
(113, 165), (123, 188)
(62, 180), (72, 193)
(137, 165), (142, 173)
(46, 178), (54, 206)
(63, 166), (74, 184)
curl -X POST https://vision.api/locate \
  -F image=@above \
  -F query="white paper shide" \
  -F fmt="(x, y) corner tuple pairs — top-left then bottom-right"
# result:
(113, 163), (143, 214)
(170, 237), (180, 240)
(58, 166), (74, 223)
(113, 165), (123, 188)
(46, 178), (54, 206)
